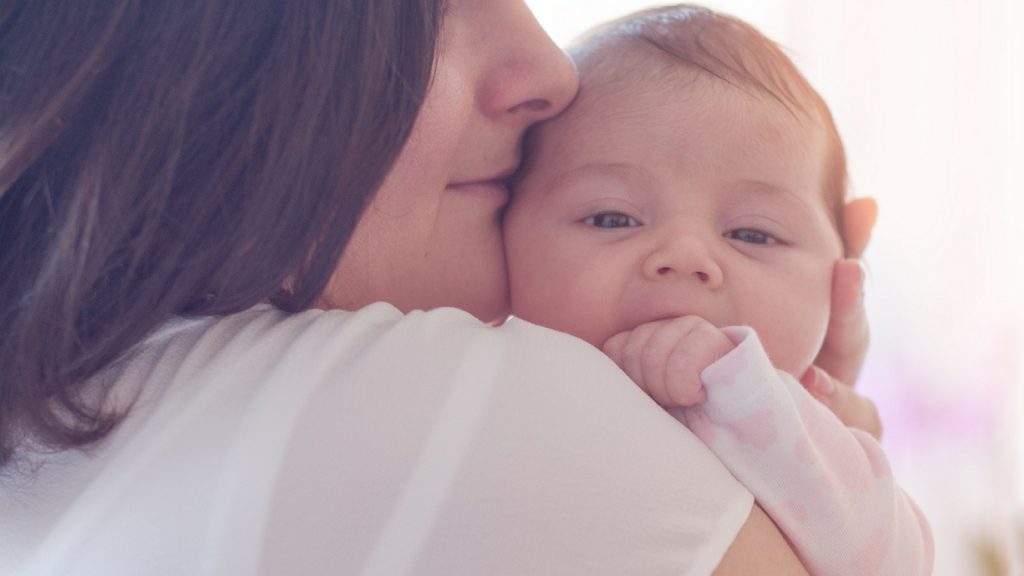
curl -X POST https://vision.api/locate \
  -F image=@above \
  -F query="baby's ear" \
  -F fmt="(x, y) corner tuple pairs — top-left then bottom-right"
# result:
(842, 197), (878, 258)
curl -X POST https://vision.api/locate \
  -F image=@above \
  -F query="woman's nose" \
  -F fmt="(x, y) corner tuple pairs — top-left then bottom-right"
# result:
(642, 234), (724, 289)
(485, 2), (579, 124)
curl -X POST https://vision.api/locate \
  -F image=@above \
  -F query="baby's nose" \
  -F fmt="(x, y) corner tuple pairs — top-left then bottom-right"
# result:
(642, 234), (724, 289)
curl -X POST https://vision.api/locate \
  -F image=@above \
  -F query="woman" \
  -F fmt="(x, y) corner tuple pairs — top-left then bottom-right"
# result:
(0, 1), (876, 574)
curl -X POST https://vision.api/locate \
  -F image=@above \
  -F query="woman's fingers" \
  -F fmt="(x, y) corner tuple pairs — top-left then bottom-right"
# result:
(814, 197), (877, 386)
(843, 196), (877, 258)
(815, 258), (869, 385)
(801, 366), (882, 439)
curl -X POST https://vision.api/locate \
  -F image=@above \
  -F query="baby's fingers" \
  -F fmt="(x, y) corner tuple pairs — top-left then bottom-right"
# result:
(604, 317), (732, 408)
(663, 321), (732, 406)
(640, 320), (700, 406)
(663, 336), (708, 406)
(603, 325), (656, 396)
(603, 319), (708, 405)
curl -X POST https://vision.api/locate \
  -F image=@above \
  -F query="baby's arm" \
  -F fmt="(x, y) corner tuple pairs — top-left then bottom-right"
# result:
(603, 318), (933, 576)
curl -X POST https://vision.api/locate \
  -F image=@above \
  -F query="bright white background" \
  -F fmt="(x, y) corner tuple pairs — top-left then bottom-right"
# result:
(525, 1), (1024, 574)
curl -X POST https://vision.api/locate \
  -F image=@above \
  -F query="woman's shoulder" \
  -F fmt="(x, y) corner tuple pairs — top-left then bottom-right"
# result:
(120, 302), (642, 476)
(191, 305), (754, 575)
(170, 302), (588, 349)
(163, 303), (617, 386)
(13, 305), (752, 575)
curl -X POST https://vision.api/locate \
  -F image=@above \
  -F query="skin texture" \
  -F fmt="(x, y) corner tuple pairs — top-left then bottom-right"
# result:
(815, 196), (878, 385)
(317, 1), (873, 570)
(505, 58), (879, 571)
(506, 72), (844, 383)
(714, 506), (809, 576)
(807, 197), (880, 437)
(318, 0), (577, 322)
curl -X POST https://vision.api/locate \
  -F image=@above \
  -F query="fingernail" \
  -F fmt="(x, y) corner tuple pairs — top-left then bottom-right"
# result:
(857, 260), (870, 285)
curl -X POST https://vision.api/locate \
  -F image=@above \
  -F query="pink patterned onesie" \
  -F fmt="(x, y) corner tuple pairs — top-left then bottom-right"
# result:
(680, 327), (934, 575)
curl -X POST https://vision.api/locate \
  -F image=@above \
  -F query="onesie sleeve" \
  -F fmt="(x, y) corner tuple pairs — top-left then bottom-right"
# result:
(203, 306), (754, 576)
(681, 326), (934, 576)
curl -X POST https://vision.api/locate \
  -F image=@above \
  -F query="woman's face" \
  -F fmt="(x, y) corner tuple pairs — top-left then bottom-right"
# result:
(319, 0), (578, 322)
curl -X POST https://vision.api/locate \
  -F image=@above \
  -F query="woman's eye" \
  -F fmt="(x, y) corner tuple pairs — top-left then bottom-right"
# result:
(583, 212), (640, 228)
(724, 228), (778, 245)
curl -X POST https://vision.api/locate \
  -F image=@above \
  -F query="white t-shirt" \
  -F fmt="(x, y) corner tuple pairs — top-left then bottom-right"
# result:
(1, 303), (753, 576)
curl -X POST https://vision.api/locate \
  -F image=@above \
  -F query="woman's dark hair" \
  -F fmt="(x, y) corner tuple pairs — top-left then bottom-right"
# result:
(0, 0), (444, 466)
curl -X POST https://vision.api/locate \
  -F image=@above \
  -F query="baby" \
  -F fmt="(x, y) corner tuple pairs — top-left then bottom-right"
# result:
(505, 5), (932, 575)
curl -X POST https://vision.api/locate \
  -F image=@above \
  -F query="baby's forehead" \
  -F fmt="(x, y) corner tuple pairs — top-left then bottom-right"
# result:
(525, 68), (845, 239)
(572, 42), (701, 103)
(550, 62), (812, 157)
(572, 35), (833, 133)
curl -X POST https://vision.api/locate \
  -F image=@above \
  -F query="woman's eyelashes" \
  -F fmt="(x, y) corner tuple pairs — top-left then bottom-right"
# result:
(582, 212), (641, 228)
(723, 228), (780, 245)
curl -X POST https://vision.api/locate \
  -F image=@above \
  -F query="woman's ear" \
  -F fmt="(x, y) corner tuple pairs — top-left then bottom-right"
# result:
(843, 197), (878, 258)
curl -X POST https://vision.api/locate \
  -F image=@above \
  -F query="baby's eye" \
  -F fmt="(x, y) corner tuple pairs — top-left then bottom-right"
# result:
(583, 212), (640, 228)
(724, 228), (778, 245)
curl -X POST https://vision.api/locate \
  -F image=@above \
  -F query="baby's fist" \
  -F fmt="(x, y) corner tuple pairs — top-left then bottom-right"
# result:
(603, 316), (734, 408)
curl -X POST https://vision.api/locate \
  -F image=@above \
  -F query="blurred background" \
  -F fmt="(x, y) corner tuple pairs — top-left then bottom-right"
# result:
(525, 1), (1024, 574)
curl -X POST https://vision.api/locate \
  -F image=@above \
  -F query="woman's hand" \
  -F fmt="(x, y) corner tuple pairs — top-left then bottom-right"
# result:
(801, 197), (882, 438)
(800, 365), (883, 439)
(812, 197), (877, 386)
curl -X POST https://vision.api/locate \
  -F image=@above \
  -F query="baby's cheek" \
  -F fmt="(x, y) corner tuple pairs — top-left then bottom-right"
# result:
(510, 271), (616, 348)
(568, 296), (631, 349)
(755, 292), (831, 377)
(505, 225), (562, 321)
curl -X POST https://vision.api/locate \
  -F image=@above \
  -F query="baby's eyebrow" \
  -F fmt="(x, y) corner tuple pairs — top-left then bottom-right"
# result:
(729, 179), (816, 216)
(545, 161), (651, 194)
(732, 179), (795, 197)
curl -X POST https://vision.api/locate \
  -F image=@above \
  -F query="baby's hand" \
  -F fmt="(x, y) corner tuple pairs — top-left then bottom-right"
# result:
(602, 316), (734, 407)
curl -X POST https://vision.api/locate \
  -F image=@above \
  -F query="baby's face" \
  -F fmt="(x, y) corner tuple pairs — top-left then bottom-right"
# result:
(505, 72), (843, 376)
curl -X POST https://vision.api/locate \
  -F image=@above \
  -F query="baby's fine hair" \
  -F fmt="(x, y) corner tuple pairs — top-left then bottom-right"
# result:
(570, 4), (848, 240)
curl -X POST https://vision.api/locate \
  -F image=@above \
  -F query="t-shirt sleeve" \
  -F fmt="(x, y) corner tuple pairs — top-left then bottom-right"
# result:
(202, 306), (753, 576)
